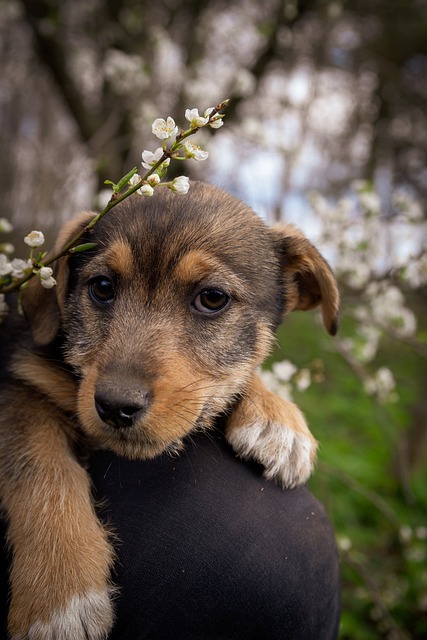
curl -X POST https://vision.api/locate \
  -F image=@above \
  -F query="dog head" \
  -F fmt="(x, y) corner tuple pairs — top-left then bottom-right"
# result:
(22, 182), (339, 458)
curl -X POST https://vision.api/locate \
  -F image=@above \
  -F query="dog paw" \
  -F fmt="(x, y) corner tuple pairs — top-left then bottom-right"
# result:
(226, 373), (318, 488)
(226, 417), (317, 489)
(10, 590), (113, 640)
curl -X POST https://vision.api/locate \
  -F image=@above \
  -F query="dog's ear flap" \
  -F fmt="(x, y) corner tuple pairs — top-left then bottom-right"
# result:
(21, 212), (95, 346)
(21, 258), (67, 346)
(272, 224), (340, 335)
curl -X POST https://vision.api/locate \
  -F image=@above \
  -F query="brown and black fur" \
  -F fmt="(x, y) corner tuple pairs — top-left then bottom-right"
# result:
(0, 182), (339, 639)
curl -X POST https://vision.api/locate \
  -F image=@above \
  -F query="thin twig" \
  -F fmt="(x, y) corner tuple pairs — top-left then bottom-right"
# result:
(0, 100), (230, 295)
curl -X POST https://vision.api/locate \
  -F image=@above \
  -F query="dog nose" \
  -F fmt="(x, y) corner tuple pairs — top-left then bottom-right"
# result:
(94, 385), (150, 429)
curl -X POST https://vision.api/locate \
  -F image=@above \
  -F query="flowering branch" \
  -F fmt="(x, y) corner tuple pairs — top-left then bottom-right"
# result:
(0, 99), (229, 300)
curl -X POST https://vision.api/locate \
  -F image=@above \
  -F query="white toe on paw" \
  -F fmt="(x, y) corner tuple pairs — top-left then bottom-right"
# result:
(226, 421), (316, 489)
(20, 590), (113, 640)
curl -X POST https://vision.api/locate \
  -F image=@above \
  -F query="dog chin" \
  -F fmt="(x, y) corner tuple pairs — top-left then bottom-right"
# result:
(106, 435), (185, 460)
(77, 412), (190, 460)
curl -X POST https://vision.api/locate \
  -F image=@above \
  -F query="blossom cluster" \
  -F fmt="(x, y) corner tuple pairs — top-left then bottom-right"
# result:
(363, 366), (397, 404)
(307, 181), (425, 405)
(127, 105), (225, 198)
(260, 358), (322, 402)
(233, 181), (423, 417)
(0, 100), (229, 305)
(0, 229), (57, 297)
(310, 181), (426, 292)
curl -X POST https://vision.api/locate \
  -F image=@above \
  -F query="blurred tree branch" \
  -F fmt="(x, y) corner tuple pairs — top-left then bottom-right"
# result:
(19, 0), (321, 185)
(20, 0), (135, 184)
(21, 0), (97, 144)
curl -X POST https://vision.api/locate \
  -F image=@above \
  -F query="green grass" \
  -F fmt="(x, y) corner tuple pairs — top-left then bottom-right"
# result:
(267, 310), (427, 639)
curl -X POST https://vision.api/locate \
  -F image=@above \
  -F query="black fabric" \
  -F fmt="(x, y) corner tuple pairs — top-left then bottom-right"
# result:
(0, 428), (341, 639)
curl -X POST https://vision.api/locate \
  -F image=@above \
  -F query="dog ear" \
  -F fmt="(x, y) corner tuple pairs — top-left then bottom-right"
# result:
(21, 212), (95, 346)
(272, 223), (340, 335)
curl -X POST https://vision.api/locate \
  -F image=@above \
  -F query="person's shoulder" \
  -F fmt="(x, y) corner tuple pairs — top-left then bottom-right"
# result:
(88, 430), (341, 639)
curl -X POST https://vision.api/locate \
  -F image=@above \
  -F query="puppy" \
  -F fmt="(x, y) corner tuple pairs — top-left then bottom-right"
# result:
(0, 182), (339, 639)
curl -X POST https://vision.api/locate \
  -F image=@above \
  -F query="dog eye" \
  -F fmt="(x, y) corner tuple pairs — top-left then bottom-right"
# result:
(88, 276), (115, 305)
(193, 289), (230, 314)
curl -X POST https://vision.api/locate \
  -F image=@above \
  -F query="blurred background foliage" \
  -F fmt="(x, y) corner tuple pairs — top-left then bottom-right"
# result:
(0, 0), (426, 637)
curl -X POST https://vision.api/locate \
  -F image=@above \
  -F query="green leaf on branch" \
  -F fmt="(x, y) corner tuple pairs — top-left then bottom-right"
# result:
(104, 179), (117, 189)
(105, 167), (138, 194)
(69, 243), (98, 254)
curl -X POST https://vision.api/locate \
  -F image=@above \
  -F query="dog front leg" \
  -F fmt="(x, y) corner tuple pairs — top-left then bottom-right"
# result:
(225, 373), (318, 488)
(1, 407), (114, 640)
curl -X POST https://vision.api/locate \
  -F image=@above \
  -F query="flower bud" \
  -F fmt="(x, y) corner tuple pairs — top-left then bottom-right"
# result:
(169, 176), (190, 195)
(147, 173), (161, 186)
(139, 184), (154, 197)
(24, 230), (45, 248)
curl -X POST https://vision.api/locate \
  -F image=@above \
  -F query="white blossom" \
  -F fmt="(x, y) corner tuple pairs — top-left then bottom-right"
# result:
(260, 369), (282, 393)
(338, 254), (371, 289)
(0, 254), (13, 276)
(404, 253), (427, 288)
(204, 107), (224, 129)
(0, 218), (13, 233)
(38, 266), (56, 289)
(392, 188), (423, 220)
(168, 176), (190, 195)
(399, 525), (413, 544)
(185, 108), (209, 128)
(11, 258), (32, 278)
(347, 264), (371, 289)
(129, 174), (155, 196)
(39, 266), (54, 280)
(337, 536), (352, 552)
(0, 243), (14, 255)
(260, 369), (293, 401)
(151, 116), (178, 140)
(364, 367), (397, 403)
(358, 191), (382, 215)
(147, 173), (161, 186)
(128, 174), (142, 189)
(139, 184), (154, 197)
(40, 277), (57, 289)
(24, 230), (45, 248)
(272, 360), (297, 382)
(209, 117), (224, 129)
(295, 368), (311, 391)
(103, 49), (147, 96)
(141, 147), (170, 170)
(184, 141), (209, 161)
(354, 324), (381, 362)
(368, 283), (417, 337)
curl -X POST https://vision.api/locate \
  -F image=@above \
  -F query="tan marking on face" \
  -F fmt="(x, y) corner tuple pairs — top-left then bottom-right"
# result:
(104, 239), (135, 278)
(76, 352), (205, 458)
(173, 249), (244, 292)
(76, 342), (255, 460)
